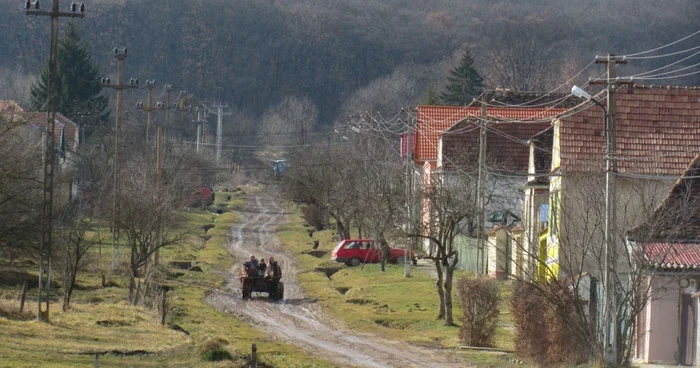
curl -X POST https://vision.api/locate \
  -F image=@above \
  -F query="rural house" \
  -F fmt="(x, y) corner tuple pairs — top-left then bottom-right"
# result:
(412, 90), (575, 274)
(539, 85), (700, 284)
(627, 154), (700, 366)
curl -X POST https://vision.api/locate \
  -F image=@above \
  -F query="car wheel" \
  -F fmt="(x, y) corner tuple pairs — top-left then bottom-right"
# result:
(348, 257), (361, 267)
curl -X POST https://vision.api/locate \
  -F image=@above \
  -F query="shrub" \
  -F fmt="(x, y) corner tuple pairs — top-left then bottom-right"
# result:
(303, 205), (326, 231)
(511, 281), (590, 366)
(198, 337), (233, 362)
(456, 277), (500, 347)
(511, 282), (548, 363)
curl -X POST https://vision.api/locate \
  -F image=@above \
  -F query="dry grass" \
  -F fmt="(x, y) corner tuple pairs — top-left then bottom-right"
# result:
(0, 189), (336, 368)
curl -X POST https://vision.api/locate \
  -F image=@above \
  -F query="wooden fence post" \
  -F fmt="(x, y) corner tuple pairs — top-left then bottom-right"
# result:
(160, 288), (167, 326)
(18, 281), (27, 314)
(251, 343), (257, 368)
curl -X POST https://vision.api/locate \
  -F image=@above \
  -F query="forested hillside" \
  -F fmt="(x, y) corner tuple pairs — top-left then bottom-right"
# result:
(1, 0), (699, 124)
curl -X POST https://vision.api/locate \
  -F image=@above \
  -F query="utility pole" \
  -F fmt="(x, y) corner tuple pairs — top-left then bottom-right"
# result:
(476, 98), (487, 275)
(589, 54), (631, 366)
(213, 103), (230, 164)
(136, 80), (156, 142)
(404, 111), (414, 277)
(25, 0), (86, 323)
(194, 107), (205, 154)
(175, 90), (190, 143)
(149, 84), (172, 266)
(102, 47), (139, 272)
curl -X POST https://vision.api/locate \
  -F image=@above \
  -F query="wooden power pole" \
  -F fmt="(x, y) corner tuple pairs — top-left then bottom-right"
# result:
(25, 0), (86, 323)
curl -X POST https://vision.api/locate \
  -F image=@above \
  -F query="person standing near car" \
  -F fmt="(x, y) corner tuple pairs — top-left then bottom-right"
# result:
(265, 257), (282, 300)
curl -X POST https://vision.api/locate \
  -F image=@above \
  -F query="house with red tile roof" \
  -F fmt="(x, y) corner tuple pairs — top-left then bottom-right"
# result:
(19, 112), (80, 156)
(543, 85), (700, 284)
(625, 153), (700, 365)
(415, 92), (574, 275)
(0, 100), (80, 154)
(1, 101), (81, 202)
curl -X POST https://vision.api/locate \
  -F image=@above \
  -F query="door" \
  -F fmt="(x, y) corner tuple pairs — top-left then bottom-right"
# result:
(363, 241), (380, 263)
(679, 293), (697, 365)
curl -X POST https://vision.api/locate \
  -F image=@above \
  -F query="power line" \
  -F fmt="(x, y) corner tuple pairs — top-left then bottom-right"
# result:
(621, 30), (700, 58)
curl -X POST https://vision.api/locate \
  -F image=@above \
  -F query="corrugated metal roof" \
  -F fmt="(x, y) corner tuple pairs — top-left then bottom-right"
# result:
(640, 242), (700, 270)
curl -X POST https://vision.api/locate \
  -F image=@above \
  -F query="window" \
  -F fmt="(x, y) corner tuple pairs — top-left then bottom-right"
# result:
(343, 242), (359, 250)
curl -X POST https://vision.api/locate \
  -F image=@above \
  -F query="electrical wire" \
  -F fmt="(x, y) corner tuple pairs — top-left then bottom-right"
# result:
(625, 45), (700, 60)
(631, 50), (700, 77)
(621, 30), (700, 58)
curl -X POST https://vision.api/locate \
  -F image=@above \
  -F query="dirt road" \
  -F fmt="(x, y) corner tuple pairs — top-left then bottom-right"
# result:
(206, 193), (463, 368)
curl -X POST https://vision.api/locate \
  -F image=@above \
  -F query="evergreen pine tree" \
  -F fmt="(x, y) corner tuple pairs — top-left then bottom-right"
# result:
(30, 21), (109, 137)
(440, 48), (484, 106)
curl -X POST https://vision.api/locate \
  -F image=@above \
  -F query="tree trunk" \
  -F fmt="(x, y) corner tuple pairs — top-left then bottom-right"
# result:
(444, 265), (455, 326)
(434, 259), (445, 320)
(62, 252), (80, 312)
(18, 280), (27, 313)
(128, 265), (137, 305)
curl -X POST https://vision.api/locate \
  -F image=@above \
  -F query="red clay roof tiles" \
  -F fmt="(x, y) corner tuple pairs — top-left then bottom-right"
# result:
(440, 118), (550, 171)
(558, 86), (700, 175)
(416, 105), (566, 164)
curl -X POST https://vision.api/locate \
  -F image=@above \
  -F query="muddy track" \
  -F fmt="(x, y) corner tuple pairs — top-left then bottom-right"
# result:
(206, 193), (463, 368)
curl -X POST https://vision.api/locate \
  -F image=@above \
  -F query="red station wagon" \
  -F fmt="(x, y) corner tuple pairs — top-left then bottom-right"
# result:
(331, 239), (416, 267)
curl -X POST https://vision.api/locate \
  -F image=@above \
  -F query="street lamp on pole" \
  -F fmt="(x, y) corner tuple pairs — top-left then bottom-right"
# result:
(572, 85), (614, 362)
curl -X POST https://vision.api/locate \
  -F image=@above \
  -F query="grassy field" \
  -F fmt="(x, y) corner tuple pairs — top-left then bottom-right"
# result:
(0, 190), (336, 368)
(277, 206), (526, 367)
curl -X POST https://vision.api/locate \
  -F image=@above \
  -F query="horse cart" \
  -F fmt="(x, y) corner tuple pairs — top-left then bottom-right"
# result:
(239, 265), (284, 300)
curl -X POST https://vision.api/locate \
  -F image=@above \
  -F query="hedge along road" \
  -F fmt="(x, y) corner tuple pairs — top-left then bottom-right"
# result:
(206, 193), (464, 368)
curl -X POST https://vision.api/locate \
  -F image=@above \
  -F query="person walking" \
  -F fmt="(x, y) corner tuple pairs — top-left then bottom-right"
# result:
(265, 257), (282, 301)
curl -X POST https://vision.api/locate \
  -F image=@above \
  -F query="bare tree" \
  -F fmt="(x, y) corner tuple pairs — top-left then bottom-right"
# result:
(261, 95), (319, 146)
(351, 134), (407, 271)
(479, 17), (573, 91)
(115, 145), (211, 304)
(0, 114), (42, 263)
(408, 172), (478, 325)
(54, 202), (101, 311)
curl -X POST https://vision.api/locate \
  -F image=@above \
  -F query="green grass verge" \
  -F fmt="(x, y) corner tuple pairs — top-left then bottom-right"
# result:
(278, 205), (526, 367)
(0, 190), (336, 368)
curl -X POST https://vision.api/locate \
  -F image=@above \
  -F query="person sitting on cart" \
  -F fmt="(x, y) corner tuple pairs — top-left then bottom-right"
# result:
(241, 261), (256, 299)
(264, 257), (282, 301)
(258, 258), (267, 274)
(249, 255), (259, 269)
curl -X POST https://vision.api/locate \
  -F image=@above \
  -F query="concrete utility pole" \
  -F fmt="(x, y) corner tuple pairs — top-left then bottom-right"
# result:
(102, 47), (139, 272)
(213, 103), (230, 164)
(149, 84), (172, 266)
(25, 0), (86, 323)
(476, 98), (488, 275)
(589, 54), (631, 366)
(194, 107), (205, 154)
(156, 85), (172, 191)
(176, 90), (190, 142)
(403, 112), (414, 277)
(136, 80), (156, 142)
